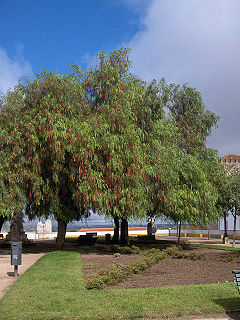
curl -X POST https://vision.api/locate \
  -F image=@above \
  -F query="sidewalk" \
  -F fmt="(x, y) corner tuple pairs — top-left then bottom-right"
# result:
(0, 252), (45, 299)
(157, 235), (240, 248)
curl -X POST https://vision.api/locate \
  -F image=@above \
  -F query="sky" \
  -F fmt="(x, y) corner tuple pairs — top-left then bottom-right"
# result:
(1, 0), (239, 158)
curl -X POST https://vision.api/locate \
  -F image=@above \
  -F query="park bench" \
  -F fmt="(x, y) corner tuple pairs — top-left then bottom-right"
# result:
(76, 234), (98, 245)
(137, 235), (155, 243)
(86, 232), (97, 237)
(232, 270), (240, 294)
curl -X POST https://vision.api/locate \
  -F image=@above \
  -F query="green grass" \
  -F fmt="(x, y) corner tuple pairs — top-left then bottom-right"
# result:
(190, 243), (240, 251)
(0, 250), (240, 319)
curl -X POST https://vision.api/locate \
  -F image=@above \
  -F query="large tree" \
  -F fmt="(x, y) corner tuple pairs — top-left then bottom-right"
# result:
(81, 49), (149, 244)
(132, 79), (223, 232)
(226, 169), (240, 244)
(0, 48), (223, 247)
(161, 81), (219, 156)
(0, 71), (106, 248)
(0, 49), (151, 247)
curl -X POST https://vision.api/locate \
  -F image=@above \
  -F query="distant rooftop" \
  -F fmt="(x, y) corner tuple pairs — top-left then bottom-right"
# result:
(221, 154), (240, 164)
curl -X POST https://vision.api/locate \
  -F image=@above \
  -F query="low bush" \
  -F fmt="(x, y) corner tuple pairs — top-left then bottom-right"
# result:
(187, 252), (205, 260)
(86, 245), (177, 290)
(144, 248), (161, 256)
(105, 245), (141, 254)
(163, 244), (182, 256)
(114, 252), (121, 257)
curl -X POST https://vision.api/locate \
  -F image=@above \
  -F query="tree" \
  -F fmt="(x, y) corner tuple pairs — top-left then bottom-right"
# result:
(204, 152), (233, 242)
(132, 79), (221, 233)
(0, 71), (106, 248)
(227, 170), (240, 245)
(81, 49), (149, 244)
(0, 49), (223, 247)
(1, 49), (152, 247)
(0, 88), (29, 236)
(161, 81), (219, 156)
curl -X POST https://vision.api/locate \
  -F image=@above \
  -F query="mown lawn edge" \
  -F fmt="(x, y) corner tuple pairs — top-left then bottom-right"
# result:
(0, 250), (240, 319)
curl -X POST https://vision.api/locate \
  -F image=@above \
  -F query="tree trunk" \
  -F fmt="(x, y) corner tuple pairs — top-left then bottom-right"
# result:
(176, 221), (179, 239)
(0, 216), (6, 232)
(233, 207), (237, 246)
(223, 210), (228, 243)
(112, 216), (119, 244)
(5, 210), (28, 242)
(208, 224), (210, 240)
(120, 219), (128, 246)
(56, 219), (67, 250)
(177, 221), (181, 243)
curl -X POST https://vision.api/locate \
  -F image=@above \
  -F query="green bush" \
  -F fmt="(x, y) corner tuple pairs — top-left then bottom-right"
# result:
(225, 254), (234, 262)
(155, 252), (168, 261)
(144, 248), (161, 256)
(105, 245), (141, 254)
(187, 252), (205, 260)
(86, 245), (179, 289)
(114, 252), (121, 257)
(164, 244), (182, 256)
(86, 277), (106, 290)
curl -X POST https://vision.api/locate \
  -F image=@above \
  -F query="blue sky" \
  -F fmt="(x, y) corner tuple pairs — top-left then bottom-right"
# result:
(1, 0), (240, 157)
(0, 0), (144, 74)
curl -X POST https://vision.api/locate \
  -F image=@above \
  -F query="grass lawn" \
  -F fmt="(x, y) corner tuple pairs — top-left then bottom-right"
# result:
(0, 250), (240, 319)
(190, 243), (240, 251)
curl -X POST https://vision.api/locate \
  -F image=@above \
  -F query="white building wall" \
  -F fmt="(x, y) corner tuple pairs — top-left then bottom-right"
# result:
(219, 212), (240, 231)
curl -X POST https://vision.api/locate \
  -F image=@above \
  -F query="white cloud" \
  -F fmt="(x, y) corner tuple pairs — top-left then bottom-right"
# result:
(0, 45), (32, 94)
(125, 0), (240, 156)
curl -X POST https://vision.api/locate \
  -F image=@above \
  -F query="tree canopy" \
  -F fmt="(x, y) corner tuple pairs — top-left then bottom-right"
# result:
(0, 48), (223, 246)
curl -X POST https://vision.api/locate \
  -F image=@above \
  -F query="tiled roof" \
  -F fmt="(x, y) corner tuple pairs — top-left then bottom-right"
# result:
(221, 154), (240, 175)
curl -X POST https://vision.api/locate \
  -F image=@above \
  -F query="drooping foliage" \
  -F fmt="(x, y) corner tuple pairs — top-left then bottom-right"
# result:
(0, 48), (223, 246)
(0, 71), (107, 247)
(161, 81), (219, 156)
(79, 49), (151, 243)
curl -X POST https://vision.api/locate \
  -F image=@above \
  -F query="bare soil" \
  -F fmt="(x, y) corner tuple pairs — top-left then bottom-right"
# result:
(81, 246), (240, 289)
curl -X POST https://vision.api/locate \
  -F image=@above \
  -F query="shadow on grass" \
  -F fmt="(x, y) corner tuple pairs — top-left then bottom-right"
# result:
(214, 297), (240, 319)
(0, 238), (194, 256)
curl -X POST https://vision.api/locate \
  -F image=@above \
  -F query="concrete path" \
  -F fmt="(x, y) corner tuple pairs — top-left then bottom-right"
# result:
(0, 252), (45, 299)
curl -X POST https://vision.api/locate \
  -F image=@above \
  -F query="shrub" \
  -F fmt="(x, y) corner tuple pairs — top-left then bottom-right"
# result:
(130, 245), (141, 254)
(86, 244), (178, 289)
(86, 277), (106, 290)
(155, 252), (168, 261)
(105, 245), (141, 254)
(226, 254), (234, 262)
(145, 248), (161, 256)
(114, 252), (121, 257)
(164, 244), (182, 256)
(120, 246), (134, 254)
(187, 252), (205, 260)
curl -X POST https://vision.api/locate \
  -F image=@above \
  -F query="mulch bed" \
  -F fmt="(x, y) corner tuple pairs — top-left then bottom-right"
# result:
(81, 246), (240, 289)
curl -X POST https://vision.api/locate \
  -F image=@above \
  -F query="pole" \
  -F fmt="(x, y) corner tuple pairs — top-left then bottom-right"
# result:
(14, 265), (18, 277)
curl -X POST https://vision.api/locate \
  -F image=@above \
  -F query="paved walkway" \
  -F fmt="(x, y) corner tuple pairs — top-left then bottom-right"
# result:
(0, 252), (45, 299)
